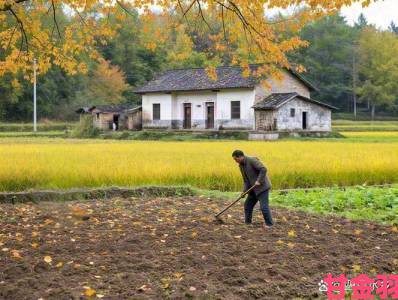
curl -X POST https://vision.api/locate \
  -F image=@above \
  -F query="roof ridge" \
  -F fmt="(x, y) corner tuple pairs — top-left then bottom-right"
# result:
(272, 92), (298, 95)
(162, 63), (263, 73)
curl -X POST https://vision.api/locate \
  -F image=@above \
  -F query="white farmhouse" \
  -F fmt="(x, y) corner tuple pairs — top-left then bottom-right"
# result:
(134, 65), (338, 132)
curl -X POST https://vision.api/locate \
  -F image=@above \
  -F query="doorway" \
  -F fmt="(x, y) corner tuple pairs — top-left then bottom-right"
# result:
(302, 112), (307, 130)
(113, 114), (119, 130)
(205, 102), (214, 129)
(183, 103), (191, 129)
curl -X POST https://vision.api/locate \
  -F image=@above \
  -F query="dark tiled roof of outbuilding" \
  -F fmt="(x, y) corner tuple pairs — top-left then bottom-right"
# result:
(252, 93), (338, 110)
(88, 104), (136, 113)
(75, 107), (91, 114)
(125, 105), (142, 113)
(134, 65), (317, 94)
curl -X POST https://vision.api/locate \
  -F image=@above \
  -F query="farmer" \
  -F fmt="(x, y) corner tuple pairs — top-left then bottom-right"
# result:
(232, 150), (274, 228)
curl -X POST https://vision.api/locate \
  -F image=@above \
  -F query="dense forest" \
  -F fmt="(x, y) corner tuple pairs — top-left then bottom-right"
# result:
(0, 10), (398, 121)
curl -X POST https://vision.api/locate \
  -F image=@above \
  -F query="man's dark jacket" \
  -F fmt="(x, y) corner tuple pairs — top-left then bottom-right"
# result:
(239, 155), (272, 196)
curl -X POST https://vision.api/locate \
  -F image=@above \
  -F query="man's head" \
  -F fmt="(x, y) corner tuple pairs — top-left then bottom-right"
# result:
(232, 150), (245, 164)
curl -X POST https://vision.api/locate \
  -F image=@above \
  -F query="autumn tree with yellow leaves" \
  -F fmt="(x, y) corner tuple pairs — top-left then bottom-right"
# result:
(0, 0), (376, 82)
(83, 58), (130, 105)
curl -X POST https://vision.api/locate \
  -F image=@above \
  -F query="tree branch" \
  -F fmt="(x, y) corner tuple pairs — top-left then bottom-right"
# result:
(195, 0), (213, 32)
(51, 0), (62, 39)
(0, 0), (29, 12)
(9, 7), (28, 54)
(116, 0), (135, 17)
(5, 26), (18, 52)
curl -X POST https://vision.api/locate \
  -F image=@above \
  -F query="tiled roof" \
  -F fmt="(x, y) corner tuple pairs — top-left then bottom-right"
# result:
(134, 65), (316, 94)
(252, 93), (338, 110)
(125, 106), (142, 113)
(75, 107), (91, 114)
(88, 104), (137, 113)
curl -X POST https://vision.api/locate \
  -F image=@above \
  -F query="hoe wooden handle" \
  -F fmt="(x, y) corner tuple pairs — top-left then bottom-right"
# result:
(214, 184), (257, 218)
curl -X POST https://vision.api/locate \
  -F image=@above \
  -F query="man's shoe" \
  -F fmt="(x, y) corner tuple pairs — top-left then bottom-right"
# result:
(263, 224), (274, 229)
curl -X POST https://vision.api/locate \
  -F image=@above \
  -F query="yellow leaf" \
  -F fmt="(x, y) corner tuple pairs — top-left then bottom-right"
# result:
(191, 232), (197, 238)
(31, 243), (39, 248)
(288, 230), (296, 237)
(352, 264), (361, 272)
(138, 285), (150, 292)
(287, 242), (295, 248)
(11, 249), (22, 259)
(84, 287), (96, 297)
(161, 278), (170, 289)
(56, 262), (64, 268)
(276, 239), (284, 245)
(43, 219), (53, 226)
(354, 229), (363, 235)
(392, 226), (398, 233)
(44, 256), (52, 263)
(70, 206), (88, 217)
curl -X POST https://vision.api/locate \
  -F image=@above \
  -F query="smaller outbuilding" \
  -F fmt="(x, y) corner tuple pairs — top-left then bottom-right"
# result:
(252, 92), (338, 131)
(75, 104), (142, 131)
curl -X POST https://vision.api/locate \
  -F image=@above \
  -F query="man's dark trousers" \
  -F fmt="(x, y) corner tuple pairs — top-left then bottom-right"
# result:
(244, 189), (274, 226)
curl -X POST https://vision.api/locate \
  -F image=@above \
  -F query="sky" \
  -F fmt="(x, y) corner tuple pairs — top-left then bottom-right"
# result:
(340, 0), (398, 29)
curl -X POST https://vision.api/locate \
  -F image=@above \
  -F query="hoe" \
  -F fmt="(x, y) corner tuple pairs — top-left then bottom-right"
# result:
(214, 184), (256, 224)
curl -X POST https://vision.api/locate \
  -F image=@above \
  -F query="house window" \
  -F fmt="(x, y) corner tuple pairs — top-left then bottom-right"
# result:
(231, 101), (240, 119)
(96, 113), (100, 119)
(153, 103), (160, 120)
(290, 108), (295, 117)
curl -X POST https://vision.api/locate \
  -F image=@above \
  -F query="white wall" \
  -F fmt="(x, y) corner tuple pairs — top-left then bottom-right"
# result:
(216, 89), (254, 120)
(174, 91), (217, 126)
(141, 89), (255, 129)
(142, 93), (172, 122)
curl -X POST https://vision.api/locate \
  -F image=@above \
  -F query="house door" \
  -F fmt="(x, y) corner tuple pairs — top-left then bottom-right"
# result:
(183, 103), (191, 129)
(302, 112), (307, 130)
(205, 102), (214, 129)
(113, 114), (119, 130)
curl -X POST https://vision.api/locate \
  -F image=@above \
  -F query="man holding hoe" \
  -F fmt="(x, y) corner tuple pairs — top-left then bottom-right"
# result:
(232, 150), (274, 228)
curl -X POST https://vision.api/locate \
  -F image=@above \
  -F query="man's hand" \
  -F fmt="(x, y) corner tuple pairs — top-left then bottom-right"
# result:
(254, 181), (261, 186)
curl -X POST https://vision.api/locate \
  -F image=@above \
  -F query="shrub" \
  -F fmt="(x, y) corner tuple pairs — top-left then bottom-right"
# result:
(70, 115), (100, 138)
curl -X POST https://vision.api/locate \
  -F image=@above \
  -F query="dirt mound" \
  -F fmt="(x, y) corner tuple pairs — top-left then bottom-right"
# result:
(0, 186), (195, 204)
(0, 196), (397, 299)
